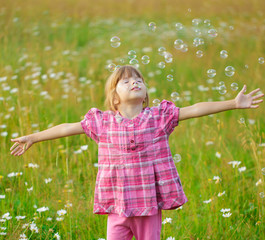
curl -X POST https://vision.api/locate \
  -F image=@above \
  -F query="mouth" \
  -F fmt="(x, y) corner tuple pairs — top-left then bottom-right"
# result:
(131, 86), (141, 91)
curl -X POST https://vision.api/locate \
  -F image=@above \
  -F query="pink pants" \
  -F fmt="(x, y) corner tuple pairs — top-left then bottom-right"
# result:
(107, 209), (162, 240)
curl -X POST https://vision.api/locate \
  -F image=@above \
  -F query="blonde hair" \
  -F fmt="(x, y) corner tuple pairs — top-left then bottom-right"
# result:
(104, 65), (149, 112)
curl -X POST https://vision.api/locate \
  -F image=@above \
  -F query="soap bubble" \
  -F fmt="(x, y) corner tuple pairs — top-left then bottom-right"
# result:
(174, 39), (184, 50)
(258, 57), (264, 64)
(175, 23), (183, 31)
(148, 22), (156, 32)
(225, 66), (235, 77)
(128, 50), (137, 59)
(220, 50), (228, 59)
(219, 85), (227, 94)
(141, 55), (150, 64)
(240, 117), (245, 124)
(207, 69), (216, 78)
(193, 37), (204, 47)
(231, 83), (238, 91)
(204, 19), (211, 26)
(196, 50), (203, 58)
(153, 99), (160, 106)
(180, 43), (188, 52)
(262, 168), (265, 175)
(157, 62), (165, 69)
(158, 47), (166, 56)
(173, 154), (181, 163)
(164, 52), (173, 63)
(167, 74), (173, 82)
(219, 81), (225, 86)
(129, 59), (139, 65)
(208, 29), (218, 37)
(110, 36), (121, 48)
(192, 18), (201, 26)
(171, 92), (180, 102)
(107, 63), (116, 72)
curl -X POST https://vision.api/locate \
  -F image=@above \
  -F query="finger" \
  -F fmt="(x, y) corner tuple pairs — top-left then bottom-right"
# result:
(248, 88), (260, 96)
(11, 147), (22, 155)
(14, 149), (24, 156)
(252, 93), (264, 100)
(252, 100), (263, 104)
(10, 142), (20, 151)
(250, 105), (259, 109)
(240, 85), (247, 93)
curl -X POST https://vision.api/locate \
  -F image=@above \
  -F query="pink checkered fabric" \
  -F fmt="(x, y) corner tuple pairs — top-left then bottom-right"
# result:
(81, 100), (188, 217)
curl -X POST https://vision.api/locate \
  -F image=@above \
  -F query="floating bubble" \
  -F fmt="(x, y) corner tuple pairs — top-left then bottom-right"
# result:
(157, 62), (165, 69)
(225, 66), (235, 77)
(173, 154), (181, 163)
(208, 29), (218, 37)
(192, 18), (201, 26)
(207, 69), (216, 78)
(240, 117), (245, 124)
(174, 39), (184, 50)
(110, 36), (121, 48)
(167, 74), (173, 82)
(194, 28), (202, 36)
(219, 85), (227, 94)
(158, 47), (166, 56)
(258, 57), (264, 64)
(153, 99), (160, 106)
(128, 50), (137, 59)
(219, 81), (225, 86)
(180, 43), (188, 52)
(193, 37), (204, 47)
(220, 50), (228, 59)
(260, 192), (265, 198)
(164, 52), (173, 63)
(129, 59), (139, 65)
(141, 55), (150, 64)
(175, 23), (183, 31)
(119, 58), (126, 64)
(231, 83), (238, 91)
(171, 92), (180, 102)
(107, 63), (116, 72)
(196, 50), (203, 58)
(262, 168), (265, 175)
(204, 19), (211, 26)
(148, 22), (156, 32)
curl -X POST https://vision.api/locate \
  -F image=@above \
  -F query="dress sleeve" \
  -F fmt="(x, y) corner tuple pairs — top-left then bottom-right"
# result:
(80, 108), (103, 143)
(157, 100), (180, 135)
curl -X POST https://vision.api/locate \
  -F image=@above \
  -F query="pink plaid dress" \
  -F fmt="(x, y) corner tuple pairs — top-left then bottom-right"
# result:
(81, 100), (188, 217)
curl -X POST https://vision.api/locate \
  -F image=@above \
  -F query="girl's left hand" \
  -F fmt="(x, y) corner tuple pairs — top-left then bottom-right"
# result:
(235, 85), (264, 109)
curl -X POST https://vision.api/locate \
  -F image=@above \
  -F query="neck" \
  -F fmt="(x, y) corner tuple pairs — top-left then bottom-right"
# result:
(117, 102), (143, 120)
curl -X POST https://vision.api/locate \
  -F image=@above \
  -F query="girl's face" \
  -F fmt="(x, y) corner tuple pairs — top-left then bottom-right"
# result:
(115, 72), (147, 105)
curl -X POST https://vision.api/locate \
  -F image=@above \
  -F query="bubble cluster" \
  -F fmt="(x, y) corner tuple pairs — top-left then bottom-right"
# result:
(110, 36), (121, 48)
(225, 66), (235, 77)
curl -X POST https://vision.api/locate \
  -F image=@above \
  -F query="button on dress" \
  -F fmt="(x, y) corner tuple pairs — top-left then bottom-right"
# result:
(80, 100), (188, 217)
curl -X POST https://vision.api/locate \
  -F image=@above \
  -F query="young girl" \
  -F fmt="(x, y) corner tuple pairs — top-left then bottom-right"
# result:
(10, 65), (264, 240)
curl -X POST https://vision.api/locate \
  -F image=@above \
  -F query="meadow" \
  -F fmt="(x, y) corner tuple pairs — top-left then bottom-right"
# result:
(0, 0), (265, 239)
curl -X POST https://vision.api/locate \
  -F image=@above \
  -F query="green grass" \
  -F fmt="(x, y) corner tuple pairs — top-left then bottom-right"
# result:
(0, 0), (264, 239)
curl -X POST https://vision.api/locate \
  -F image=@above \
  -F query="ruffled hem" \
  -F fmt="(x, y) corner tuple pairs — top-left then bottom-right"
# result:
(93, 197), (188, 217)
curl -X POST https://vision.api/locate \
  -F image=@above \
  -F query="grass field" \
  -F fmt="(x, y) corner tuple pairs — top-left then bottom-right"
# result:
(0, 0), (265, 239)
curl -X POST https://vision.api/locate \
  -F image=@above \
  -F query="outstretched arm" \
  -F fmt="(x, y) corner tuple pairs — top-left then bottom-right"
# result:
(179, 85), (264, 121)
(10, 122), (84, 156)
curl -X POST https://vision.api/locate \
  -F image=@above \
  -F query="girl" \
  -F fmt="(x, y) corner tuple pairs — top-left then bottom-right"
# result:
(10, 65), (264, 240)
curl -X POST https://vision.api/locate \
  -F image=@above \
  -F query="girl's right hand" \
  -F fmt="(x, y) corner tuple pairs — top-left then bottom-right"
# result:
(10, 136), (34, 156)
